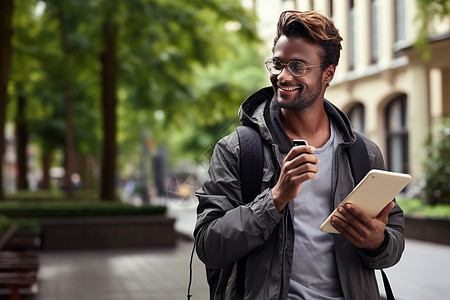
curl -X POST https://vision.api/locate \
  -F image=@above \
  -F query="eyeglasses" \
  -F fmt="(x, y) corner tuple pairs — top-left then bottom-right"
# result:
(265, 58), (322, 77)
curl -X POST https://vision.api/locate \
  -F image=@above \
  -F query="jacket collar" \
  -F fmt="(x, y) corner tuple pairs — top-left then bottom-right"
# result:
(239, 87), (356, 150)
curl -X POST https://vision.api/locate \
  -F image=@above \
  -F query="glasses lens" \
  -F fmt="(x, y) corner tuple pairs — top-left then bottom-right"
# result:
(266, 58), (282, 75)
(289, 61), (307, 76)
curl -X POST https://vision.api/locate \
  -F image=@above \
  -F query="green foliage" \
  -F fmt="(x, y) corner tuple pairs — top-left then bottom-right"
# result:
(111, 0), (263, 167)
(414, 0), (450, 59)
(0, 201), (166, 218)
(423, 117), (450, 204)
(15, 218), (40, 232)
(6, 189), (66, 201)
(6, 189), (122, 202)
(10, 0), (102, 156)
(163, 36), (267, 163)
(397, 198), (450, 218)
(9, 0), (262, 188)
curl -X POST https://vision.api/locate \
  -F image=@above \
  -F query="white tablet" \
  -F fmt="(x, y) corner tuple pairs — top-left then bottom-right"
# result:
(320, 169), (412, 233)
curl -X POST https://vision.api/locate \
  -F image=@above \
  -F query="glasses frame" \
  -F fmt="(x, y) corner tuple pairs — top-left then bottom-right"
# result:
(265, 57), (323, 77)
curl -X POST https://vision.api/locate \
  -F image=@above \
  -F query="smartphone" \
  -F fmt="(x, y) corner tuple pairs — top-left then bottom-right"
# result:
(293, 139), (308, 146)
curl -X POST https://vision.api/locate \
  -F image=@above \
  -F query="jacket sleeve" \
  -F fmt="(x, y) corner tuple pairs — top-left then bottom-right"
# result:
(357, 137), (405, 269)
(194, 133), (283, 269)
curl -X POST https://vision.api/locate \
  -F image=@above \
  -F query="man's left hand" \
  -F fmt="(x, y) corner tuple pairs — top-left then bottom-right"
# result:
(330, 202), (395, 251)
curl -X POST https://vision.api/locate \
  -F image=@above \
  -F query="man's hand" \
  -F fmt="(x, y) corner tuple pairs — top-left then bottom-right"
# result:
(330, 201), (395, 250)
(272, 145), (318, 212)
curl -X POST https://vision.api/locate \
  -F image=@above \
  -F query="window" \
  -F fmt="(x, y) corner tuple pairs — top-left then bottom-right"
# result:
(394, 0), (407, 43)
(385, 95), (409, 173)
(329, 0), (333, 18)
(348, 103), (365, 134)
(370, 0), (379, 64)
(348, 0), (356, 70)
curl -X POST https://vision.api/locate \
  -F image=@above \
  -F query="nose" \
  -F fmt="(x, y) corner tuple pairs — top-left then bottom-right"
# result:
(277, 65), (294, 81)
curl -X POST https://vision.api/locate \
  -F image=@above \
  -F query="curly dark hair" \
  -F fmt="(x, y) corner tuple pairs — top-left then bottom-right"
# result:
(273, 10), (343, 68)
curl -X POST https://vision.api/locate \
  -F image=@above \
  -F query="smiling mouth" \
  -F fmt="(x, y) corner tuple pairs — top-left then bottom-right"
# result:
(278, 85), (303, 92)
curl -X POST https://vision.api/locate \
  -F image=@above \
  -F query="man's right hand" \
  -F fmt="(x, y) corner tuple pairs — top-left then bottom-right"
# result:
(272, 145), (318, 212)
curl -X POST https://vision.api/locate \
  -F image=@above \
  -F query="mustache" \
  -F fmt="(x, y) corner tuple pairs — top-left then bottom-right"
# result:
(276, 81), (304, 88)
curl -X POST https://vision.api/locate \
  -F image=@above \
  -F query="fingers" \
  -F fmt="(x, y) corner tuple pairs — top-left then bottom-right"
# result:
(272, 146), (318, 211)
(335, 201), (394, 228)
(331, 202), (393, 250)
(284, 146), (318, 172)
(330, 216), (366, 247)
(338, 204), (372, 230)
(285, 145), (316, 161)
(378, 201), (395, 222)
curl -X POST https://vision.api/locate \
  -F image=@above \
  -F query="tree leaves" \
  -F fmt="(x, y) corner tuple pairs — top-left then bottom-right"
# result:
(8, 0), (263, 188)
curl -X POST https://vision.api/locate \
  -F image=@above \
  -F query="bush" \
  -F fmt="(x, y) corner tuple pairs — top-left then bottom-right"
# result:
(0, 201), (166, 218)
(397, 198), (450, 219)
(5, 189), (117, 202)
(423, 118), (450, 205)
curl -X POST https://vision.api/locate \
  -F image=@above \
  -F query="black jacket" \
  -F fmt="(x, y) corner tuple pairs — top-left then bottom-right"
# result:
(195, 87), (405, 299)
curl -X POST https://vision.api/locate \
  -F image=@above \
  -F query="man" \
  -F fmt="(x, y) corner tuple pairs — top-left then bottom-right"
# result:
(194, 10), (405, 299)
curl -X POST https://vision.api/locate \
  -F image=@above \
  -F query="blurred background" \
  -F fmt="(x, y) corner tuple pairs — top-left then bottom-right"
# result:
(0, 0), (449, 299)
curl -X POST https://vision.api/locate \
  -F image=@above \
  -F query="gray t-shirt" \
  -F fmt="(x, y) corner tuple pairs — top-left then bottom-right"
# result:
(288, 120), (344, 299)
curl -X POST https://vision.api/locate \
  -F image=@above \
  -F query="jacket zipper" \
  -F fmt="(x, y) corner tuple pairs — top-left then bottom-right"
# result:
(272, 143), (288, 300)
(279, 211), (289, 300)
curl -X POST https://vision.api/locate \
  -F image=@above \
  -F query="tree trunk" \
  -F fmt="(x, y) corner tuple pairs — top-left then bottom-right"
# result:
(63, 86), (75, 198)
(79, 154), (95, 190)
(16, 93), (28, 190)
(0, 0), (14, 200)
(58, 6), (75, 198)
(100, 21), (118, 201)
(41, 150), (52, 189)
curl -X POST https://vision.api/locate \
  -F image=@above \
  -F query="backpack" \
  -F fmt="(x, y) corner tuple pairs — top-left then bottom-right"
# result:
(188, 126), (395, 300)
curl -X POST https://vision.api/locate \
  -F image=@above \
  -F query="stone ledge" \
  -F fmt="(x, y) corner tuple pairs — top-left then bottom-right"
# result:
(38, 215), (176, 250)
(405, 216), (450, 245)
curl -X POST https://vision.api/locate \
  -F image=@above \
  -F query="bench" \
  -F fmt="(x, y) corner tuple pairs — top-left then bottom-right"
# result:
(0, 224), (40, 300)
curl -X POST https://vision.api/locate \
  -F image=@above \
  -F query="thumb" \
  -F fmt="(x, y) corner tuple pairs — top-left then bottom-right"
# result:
(377, 201), (395, 223)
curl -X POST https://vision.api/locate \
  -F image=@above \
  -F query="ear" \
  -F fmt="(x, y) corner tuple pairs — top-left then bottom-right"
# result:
(323, 64), (336, 85)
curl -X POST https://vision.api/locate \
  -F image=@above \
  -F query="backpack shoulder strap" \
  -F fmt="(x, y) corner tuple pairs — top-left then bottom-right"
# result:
(236, 126), (264, 203)
(199, 126), (264, 300)
(234, 126), (264, 298)
(348, 131), (370, 184)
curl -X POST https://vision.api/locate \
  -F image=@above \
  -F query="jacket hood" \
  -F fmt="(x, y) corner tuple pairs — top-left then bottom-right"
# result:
(238, 87), (356, 149)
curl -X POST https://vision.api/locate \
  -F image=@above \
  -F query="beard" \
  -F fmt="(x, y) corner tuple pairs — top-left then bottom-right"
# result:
(275, 79), (322, 110)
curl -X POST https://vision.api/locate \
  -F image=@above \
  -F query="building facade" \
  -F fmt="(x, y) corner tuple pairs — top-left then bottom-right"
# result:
(245, 0), (450, 189)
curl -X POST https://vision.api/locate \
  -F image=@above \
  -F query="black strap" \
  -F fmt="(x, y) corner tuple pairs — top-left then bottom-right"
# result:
(381, 269), (395, 300)
(348, 131), (370, 184)
(348, 132), (395, 300)
(236, 126), (264, 203)
(234, 126), (264, 298)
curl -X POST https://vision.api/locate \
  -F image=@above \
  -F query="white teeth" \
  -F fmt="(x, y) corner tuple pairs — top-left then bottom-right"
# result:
(279, 86), (301, 91)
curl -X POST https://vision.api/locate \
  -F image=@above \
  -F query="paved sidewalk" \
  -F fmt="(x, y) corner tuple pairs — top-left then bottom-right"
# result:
(32, 239), (208, 300)
(4, 199), (449, 300)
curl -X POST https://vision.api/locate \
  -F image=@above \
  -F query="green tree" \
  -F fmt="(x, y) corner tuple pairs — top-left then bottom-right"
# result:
(423, 118), (450, 204)
(11, 0), (102, 194)
(0, 0), (14, 200)
(10, 0), (43, 191)
(97, 0), (258, 200)
(99, 0), (118, 201)
(5, 0), (260, 202)
(414, 0), (450, 59)
(164, 38), (267, 163)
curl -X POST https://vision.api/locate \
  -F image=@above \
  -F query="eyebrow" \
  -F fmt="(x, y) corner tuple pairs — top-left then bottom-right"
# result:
(273, 57), (310, 64)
